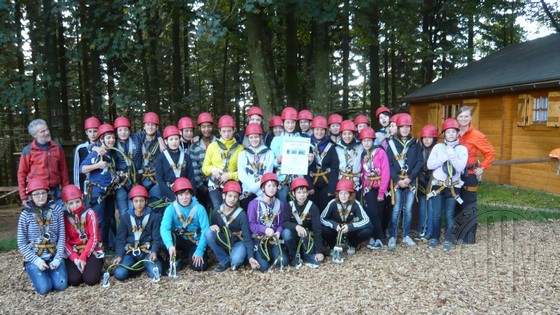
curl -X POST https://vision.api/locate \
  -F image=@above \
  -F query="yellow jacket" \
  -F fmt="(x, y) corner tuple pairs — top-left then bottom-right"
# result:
(202, 138), (244, 181)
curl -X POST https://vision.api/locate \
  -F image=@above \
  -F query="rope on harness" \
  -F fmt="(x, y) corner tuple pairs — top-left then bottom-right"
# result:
(101, 259), (158, 288)
(295, 230), (314, 266)
(216, 226), (232, 254)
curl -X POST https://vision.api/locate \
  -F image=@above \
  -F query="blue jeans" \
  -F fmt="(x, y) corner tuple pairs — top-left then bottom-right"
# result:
(208, 189), (223, 211)
(431, 187), (457, 242)
(417, 195), (433, 238)
(25, 260), (68, 295)
(113, 252), (162, 280)
(390, 188), (415, 238)
(281, 229), (321, 264)
(254, 239), (288, 272)
(115, 187), (132, 219)
(204, 229), (247, 268)
(276, 185), (289, 204)
(50, 186), (64, 207)
(90, 187), (116, 248)
(141, 178), (161, 205)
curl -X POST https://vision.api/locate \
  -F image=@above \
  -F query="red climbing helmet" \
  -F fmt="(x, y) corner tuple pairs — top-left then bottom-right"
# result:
(281, 107), (298, 121)
(222, 181), (242, 195)
(353, 115), (370, 126)
(178, 117), (195, 130)
(290, 177), (309, 192)
(27, 179), (49, 194)
(421, 125), (438, 138)
(311, 116), (328, 129)
(62, 185), (82, 202)
(340, 120), (357, 132)
(163, 126), (180, 139)
(335, 178), (354, 193)
(143, 112), (160, 125)
(114, 117), (131, 129)
(84, 117), (101, 130)
(441, 118), (460, 132)
(298, 110), (313, 121)
(197, 112), (214, 125)
(129, 185), (149, 199)
(173, 177), (193, 193)
(269, 116), (283, 128)
(218, 115), (236, 129)
(97, 123), (115, 139)
(328, 114), (343, 126)
(375, 107), (391, 118)
(245, 123), (263, 136)
(247, 106), (264, 118)
(359, 127), (376, 140)
(260, 172), (279, 188)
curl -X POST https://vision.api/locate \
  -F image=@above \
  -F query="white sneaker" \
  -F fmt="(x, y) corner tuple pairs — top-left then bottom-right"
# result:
(388, 237), (397, 249)
(366, 237), (376, 250)
(403, 236), (417, 247)
(347, 246), (356, 255)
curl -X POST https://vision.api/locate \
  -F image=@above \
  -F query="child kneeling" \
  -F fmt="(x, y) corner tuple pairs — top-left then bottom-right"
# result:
(205, 181), (260, 272)
(281, 178), (324, 268)
(321, 179), (372, 257)
(113, 185), (163, 280)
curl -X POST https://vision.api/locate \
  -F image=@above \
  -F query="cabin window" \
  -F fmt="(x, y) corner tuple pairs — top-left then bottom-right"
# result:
(532, 96), (548, 123)
(442, 104), (461, 119)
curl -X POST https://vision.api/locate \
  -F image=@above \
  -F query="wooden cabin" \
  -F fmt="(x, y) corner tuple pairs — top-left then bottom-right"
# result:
(401, 33), (560, 195)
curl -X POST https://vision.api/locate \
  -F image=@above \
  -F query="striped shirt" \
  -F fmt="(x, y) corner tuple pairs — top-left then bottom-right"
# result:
(17, 202), (66, 265)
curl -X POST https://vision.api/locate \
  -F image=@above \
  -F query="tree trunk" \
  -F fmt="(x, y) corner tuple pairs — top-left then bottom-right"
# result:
(183, 20), (191, 113)
(137, 23), (152, 114)
(14, 0), (29, 127)
(146, 7), (161, 113)
(107, 59), (116, 123)
(42, 0), (60, 132)
(383, 44), (389, 108)
(78, 0), (92, 118)
(341, 0), (350, 113)
(310, 22), (330, 114)
(285, 0), (300, 108)
(220, 32), (229, 115)
(57, 8), (70, 141)
(245, 11), (282, 117)
(172, 9), (183, 106)
(368, 6), (380, 119)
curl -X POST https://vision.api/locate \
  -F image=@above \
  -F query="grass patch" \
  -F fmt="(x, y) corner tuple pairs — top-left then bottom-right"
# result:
(478, 181), (560, 210)
(0, 239), (17, 252)
(478, 204), (560, 224)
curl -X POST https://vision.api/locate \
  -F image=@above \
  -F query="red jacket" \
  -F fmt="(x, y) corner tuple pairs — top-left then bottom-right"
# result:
(17, 140), (70, 200)
(64, 206), (102, 262)
(458, 124), (495, 174)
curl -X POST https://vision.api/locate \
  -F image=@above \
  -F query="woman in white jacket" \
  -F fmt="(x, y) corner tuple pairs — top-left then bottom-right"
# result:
(426, 118), (468, 252)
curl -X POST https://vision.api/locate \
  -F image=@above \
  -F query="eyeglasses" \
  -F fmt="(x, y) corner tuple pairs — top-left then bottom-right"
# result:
(31, 192), (48, 197)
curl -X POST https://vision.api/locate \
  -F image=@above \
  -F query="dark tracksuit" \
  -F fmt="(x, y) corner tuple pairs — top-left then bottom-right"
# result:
(281, 200), (323, 262)
(308, 136), (339, 212)
(154, 149), (196, 202)
(320, 199), (372, 248)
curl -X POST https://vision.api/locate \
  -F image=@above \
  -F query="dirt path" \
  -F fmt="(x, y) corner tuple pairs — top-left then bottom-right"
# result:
(1, 220), (559, 313)
(0, 206), (20, 241)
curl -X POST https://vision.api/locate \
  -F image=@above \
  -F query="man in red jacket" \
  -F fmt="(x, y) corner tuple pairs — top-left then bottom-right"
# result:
(18, 119), (69, 206)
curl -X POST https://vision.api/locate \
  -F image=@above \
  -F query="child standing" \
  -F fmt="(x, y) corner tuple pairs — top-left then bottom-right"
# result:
(237, 123), (275, 210)
(386, 114), (424, 249)
(359, 127), (390, 250)
(415, 125), (438, 241)
(426, 118), (468, 252)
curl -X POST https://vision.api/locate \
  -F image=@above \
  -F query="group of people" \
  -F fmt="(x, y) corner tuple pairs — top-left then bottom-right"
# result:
(16, 105), (494, 294)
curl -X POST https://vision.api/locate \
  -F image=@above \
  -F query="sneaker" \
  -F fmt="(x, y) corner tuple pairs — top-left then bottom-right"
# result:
(371, 239), (383, 250)
(442, 241), (452, 252)
(215, 263), (230, 272)
(347, 246), (356, 255)
(290, 259), (303, 269)
(403, 236), (417, 247)
(305, 262), (320, 269)
(414, 233), (424, 241)
(388, 237), (397, 249)
(428, 239), (439, 249)
(366, 237), (376, 250)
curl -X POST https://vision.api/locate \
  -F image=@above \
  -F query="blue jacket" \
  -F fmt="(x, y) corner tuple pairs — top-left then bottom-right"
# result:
(160, 197), (209, 257)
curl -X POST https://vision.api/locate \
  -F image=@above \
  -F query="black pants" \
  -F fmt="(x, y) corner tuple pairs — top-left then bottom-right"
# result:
(363, 188), (386, 241)
(175, 235), (208, 271)
(65, 255), (103, 286)
(323, 226), (372, 248)
(454, 173), (478, 244)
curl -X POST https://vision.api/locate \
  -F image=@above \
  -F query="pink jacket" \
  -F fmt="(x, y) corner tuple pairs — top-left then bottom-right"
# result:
(360, 148), (390, 199)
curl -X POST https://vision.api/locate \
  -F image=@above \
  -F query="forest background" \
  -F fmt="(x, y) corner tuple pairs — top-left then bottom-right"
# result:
(0, 0), (559, 189)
